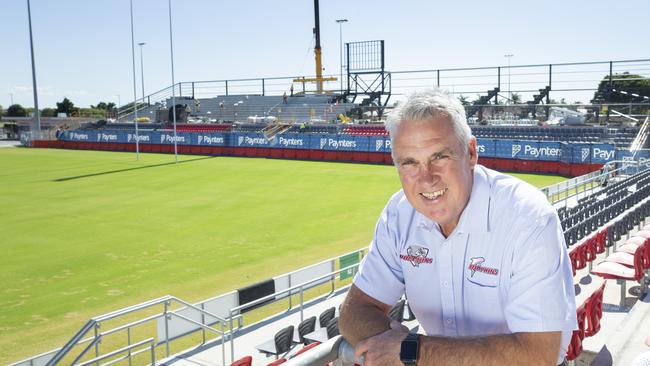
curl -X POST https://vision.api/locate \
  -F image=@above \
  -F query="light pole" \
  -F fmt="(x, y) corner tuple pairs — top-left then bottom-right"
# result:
(504, 54), (514, 104)
(138, 42), (146, 105)
(168, 0), (178, 162)
(129, 0), (140, 160)
(9, 93), (13, 105)
(26, 0), (40, 132)
(336, 19), (348, 94)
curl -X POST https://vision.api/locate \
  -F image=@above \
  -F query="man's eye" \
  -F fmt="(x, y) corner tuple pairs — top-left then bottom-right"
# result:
(401, 160), (415, 166)
(433, 154), (449, 160)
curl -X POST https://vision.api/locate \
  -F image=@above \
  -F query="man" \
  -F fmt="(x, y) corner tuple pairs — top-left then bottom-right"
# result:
(339, 89), (576, 366)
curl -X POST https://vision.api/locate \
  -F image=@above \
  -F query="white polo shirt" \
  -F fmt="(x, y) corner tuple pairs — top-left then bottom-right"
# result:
(353, 165), (577, 363)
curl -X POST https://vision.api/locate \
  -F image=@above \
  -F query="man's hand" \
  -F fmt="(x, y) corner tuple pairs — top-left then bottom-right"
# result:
(355, 320), (410, 366)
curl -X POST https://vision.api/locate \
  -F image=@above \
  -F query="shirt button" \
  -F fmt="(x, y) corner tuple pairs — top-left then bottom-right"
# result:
(443, 281), (449, 287)
(446, 318), (453, 324)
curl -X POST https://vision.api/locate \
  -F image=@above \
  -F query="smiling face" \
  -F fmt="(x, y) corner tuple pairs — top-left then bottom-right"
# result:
(392, 117), (477, 237)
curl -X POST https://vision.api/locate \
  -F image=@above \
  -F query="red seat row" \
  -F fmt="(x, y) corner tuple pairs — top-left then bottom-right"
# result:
(568, 229), (608, 276)
(566, 282), (606, 361)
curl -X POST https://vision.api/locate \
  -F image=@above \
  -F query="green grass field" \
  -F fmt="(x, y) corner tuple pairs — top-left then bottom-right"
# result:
(0, 147), (566, 364)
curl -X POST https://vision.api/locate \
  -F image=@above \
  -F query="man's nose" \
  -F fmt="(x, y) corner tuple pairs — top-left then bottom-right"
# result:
(417, 162), (440, 182)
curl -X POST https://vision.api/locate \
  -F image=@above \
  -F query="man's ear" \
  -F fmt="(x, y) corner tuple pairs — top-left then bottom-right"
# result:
(468, 136), (478, 168)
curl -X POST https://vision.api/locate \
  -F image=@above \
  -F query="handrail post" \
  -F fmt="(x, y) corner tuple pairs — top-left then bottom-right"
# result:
(150, 344), (155, 366)
(164, 300), (170, 357)
(94, 323), (100, 366)
(288, 276), (293, 309)
(200, 303), (206, 344)
(229, 310), (235, 364)
(127, 327), (132, 366)
(221, 322), (226, 366)
(299, 286), (304, 322)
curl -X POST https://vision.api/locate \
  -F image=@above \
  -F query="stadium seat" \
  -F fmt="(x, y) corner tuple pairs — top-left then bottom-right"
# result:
(255, 325), (295, 359)
(266, 358), (287, 366)
(585, 282), (606, 337)
(229, 355), (252, 366)
(319, 307), (335, 328)
(566, 303), (587, 361)
(292, 341), (321, 357)
(297, 316), (316, 345)
(592, 244), (646, 307)
(326, 317), (339, 339)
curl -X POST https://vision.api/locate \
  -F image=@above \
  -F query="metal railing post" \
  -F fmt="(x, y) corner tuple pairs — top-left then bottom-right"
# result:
(150, 344), (155, 366)
(164, 300), (170, 357)
(127, 327), (132, 366)
(299, 287), (304, 322)
(201, 303), (206, 344)
(94, 323), (100, 366)
(229, 311), (235, 363)
(288, 276), (293, 309)
(221, 322), (226, 366)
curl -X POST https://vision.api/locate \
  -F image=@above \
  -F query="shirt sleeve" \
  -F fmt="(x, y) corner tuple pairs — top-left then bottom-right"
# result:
(504, 213), (578, 333)
(352, 204), (405, 306)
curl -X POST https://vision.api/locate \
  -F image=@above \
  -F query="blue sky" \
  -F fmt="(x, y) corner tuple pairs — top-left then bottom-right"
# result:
(1, 0), (648, 109)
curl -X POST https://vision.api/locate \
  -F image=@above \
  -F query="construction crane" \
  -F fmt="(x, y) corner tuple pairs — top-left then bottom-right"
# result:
(293, 0), (337, 94)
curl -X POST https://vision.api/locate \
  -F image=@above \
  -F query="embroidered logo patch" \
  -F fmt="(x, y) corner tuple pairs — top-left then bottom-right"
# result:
(400, 245), (433, 267)
(468, 257), (499, 277)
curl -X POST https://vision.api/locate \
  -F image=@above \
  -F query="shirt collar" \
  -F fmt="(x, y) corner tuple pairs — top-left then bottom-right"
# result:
(416, 165), (491, 234)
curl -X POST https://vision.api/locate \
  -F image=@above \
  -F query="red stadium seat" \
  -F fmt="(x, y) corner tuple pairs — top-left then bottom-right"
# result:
(585, 282), (606, 337)
(635, 230), (650, 239)
(229, 356), (252, 366)
(266, 358), (287, 366)
(292, 341), (321, 357)
(595, 229), (607, 254)
(585, 237), (597, 263)
(592, 244), (645, 281)
(566, 303), (586, 361)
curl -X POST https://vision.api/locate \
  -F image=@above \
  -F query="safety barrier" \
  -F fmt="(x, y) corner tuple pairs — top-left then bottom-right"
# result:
(10, 248), (367, 366)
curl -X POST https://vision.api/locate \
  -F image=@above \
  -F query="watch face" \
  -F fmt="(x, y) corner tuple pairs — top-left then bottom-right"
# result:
(400, 340), (418, 362)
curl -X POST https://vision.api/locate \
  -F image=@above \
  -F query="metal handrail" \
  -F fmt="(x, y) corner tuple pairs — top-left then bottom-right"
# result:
(540, 161), (631, 206)
(43, 295), (231, 366)
(227, 262), (363, 363)
(76, 338), (154, 366)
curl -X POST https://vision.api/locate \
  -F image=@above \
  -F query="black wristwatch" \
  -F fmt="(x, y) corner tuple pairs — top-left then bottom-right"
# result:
(400, 333), (420, 366)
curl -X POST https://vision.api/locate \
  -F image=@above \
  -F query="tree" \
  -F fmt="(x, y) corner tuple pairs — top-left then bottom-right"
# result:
(458, 95), (470, 106)
(56, 97), (79, 116)
(511, 93), (521, 104)
(41, 108), (58, 117)
(91, 101), (115, 110)
(592, 72), (650, 106)
(0, 104), (3, 118)
(6, 104), (27, 117)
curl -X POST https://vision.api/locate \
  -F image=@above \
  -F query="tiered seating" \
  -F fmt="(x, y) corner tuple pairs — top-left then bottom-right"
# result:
(561, 169), (650, 246)
(286, 124), (340, 134)
(162, 123), (233, 132)
(561, 168), (650, 362)
(85, 122), (162, 131)
(471, 125), (607, 143)
(342, 124), (388, 136)
(233, 124), (267, 133)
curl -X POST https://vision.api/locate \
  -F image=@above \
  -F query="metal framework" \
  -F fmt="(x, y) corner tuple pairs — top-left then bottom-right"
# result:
(344, 40), (392, 117)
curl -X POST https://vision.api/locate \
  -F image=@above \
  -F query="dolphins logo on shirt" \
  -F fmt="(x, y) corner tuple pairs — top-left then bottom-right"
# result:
(399, 245), (433, 267)
(468, 257), (499, 277)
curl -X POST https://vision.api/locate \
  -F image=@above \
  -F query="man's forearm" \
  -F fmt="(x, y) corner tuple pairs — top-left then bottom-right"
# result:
(338, 286), (392, 345)
(418, 332), (560, 366)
